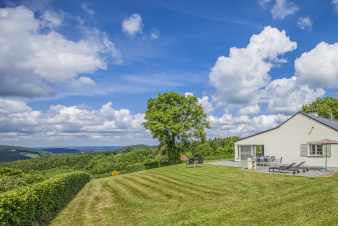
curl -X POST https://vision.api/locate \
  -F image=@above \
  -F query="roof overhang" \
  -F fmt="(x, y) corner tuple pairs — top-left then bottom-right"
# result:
(308, 139), (338, 145)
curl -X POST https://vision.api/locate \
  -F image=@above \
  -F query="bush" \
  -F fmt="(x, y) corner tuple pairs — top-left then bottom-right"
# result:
(194, 143), (213, 157)
(0, 168), (45, 193)
(1, 147), (159, 177)
(0, 171), (90, 226)
(187, 137), (239, 159)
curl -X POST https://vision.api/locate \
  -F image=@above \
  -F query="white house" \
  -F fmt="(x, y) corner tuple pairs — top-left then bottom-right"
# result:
(234, 112), (338, 167)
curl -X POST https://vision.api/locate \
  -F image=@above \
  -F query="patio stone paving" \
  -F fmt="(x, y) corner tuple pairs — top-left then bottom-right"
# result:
(207, 160), (338, 177)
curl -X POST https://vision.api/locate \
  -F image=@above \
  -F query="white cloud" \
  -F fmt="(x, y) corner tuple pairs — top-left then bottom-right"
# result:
(271, 0), (298, 19)
(297, 16), (312, 31)
(264, 76), (324, 113)
(198, 96), (214, 113)
(41, 10), (63, 28)
(208, 25), (331, 124)
(74, 77), (96, 88)
(209, 26), (297, 104)
(295, 42), (338, 88)
(239, 104), (260, 115)
(0, 99), (41, 133)
(208, 112), (288, 138)
(81, 3), (95, 15)
(0, 98), (150, 146)
(0, 6), (121, 97)
(184, 93), (214, 113)
(122, 14), (143, 36)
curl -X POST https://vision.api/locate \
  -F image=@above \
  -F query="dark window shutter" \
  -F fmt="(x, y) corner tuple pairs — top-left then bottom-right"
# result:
(300, 144), (308, 157)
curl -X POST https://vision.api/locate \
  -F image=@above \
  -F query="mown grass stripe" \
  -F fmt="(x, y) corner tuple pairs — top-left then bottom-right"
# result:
(136, 173), (208, 199)
(100, 179), (142, 225)
(145, 173), (226, 196)
(122, 174), (186, 200)
(113, 177), (154, 201)
(50, 164), (338, 226)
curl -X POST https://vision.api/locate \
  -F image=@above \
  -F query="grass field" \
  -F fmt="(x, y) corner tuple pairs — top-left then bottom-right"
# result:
(50, 164), (338, 226)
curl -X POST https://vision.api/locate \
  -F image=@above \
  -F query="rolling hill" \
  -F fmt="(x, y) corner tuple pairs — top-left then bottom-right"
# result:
(0, 145), (49, 163)
(0, 144), (155, 164)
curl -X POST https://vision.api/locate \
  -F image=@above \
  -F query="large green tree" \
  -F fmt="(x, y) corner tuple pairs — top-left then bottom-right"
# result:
(302, 97), (338, 120)
(144, 92), (209, 163)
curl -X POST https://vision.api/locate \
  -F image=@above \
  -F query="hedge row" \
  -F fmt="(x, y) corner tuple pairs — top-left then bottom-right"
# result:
(0, 171), (90, 226)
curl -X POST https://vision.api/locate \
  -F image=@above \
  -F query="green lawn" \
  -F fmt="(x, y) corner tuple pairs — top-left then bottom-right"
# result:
(50, 164), (338, 226)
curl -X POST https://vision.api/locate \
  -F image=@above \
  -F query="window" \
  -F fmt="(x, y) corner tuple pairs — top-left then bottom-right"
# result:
(309, 144), (324, 156)
(317, 145), (323, 156)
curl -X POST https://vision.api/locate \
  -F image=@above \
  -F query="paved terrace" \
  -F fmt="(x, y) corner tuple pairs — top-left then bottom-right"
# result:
(207, 160), (338, 177)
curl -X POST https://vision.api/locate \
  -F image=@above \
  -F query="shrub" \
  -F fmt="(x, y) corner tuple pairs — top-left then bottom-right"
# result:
(0, 172), (44, 193)
(0, 171), (90, 226)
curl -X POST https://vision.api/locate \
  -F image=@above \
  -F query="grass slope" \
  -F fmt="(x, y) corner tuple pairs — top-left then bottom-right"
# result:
(50, 164), (338, 226)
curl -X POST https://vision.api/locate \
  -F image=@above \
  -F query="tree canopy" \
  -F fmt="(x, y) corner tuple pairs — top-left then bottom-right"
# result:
(302, 97), (338, 121)
(144, 92), (209, 163)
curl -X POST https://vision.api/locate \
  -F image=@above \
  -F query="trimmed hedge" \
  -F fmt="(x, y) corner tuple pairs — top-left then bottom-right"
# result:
(0, 171), (90, 226)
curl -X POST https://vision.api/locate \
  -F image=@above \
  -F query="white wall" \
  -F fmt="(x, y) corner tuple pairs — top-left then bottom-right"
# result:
(235, 113), (338, 167)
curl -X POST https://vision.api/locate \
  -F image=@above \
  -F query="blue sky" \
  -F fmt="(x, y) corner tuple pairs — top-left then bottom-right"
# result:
(0, 0), (337, 146)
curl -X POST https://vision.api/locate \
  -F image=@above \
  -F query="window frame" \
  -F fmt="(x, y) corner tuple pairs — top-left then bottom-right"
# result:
(308, 144), (324, 157)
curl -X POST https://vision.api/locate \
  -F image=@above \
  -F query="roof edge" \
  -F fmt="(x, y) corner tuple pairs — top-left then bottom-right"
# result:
(235, 111), (338, 143)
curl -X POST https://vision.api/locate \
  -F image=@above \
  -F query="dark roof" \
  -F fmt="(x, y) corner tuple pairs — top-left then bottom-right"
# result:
(237, 112), (338, 142)
(306, 114), (338, 131)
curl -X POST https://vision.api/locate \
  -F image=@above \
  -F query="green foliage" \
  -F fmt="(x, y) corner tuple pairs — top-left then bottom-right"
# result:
(194, 142), (213, 157)
(188, 136), (239, 159)
(302, 97), (338, 120)
(1, 147), (164, 178)
(0, 168), (44, 193)
(144, 92), (209, 163)
(0, 171), (90, 226)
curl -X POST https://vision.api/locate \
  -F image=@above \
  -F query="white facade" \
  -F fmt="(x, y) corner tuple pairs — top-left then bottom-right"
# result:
(234, 113), (338, 167)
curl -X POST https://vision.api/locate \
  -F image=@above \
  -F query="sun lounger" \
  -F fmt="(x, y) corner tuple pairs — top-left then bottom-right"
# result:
(289, 161), (309, 173)
(186, 158), (195, 167)
(269, 162), (296, 174)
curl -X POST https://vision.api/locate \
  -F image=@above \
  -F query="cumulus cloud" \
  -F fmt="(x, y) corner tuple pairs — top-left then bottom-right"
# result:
(0, 97), (294, 144)
(0, 6), (121, 97)
(0, 98), (150, 146)
(239, 104), (260, 115)
(295, 42), (338, 88)
(271, 0), (298, 19)
(208, 25), (332, 124)
(264, 76), (324, 113)
(208, 113), (288, 138)
(297, 16), (312, 31)
(122, 14), (143, 36)
(0, 99), (41, 134)
(184, 93), (214, 113)
(198, 96), (214, 113)
(209, 26), (297, 104)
